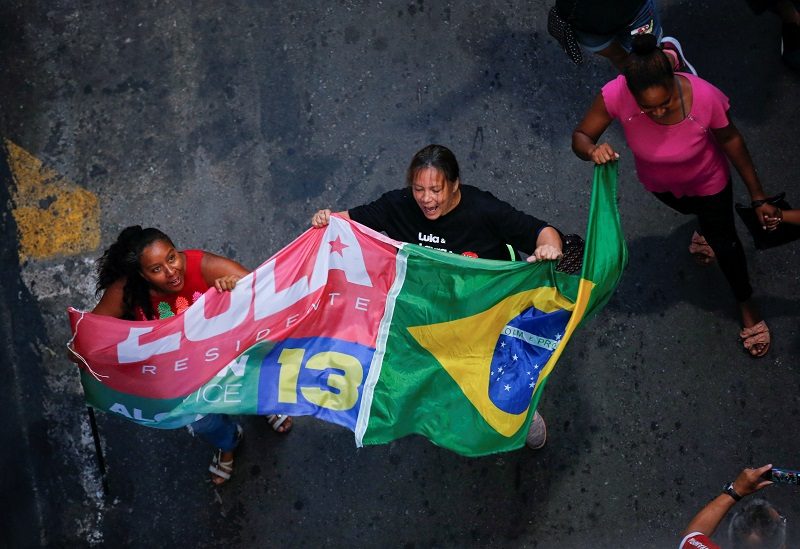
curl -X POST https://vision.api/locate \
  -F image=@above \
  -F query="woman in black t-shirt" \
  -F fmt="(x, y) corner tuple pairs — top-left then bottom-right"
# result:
(310, 144), (562, 450)
(311, 144), (563, 262)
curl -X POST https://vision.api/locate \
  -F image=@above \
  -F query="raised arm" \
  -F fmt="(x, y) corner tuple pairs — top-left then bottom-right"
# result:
(682, 464), (773, 538)
(201, 252), (250, 292)
(572, 92), (619, 164)
(528, 227), (563, 262)
(311, 209), (350, 228)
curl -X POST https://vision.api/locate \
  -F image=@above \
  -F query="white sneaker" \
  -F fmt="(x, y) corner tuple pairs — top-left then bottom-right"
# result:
(526, 411), (547, 450)
(661, 36), (698, 76)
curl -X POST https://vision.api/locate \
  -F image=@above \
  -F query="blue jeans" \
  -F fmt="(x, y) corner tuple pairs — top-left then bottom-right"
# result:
(574, 0), (663, 53)
(187, 414), (241, 451)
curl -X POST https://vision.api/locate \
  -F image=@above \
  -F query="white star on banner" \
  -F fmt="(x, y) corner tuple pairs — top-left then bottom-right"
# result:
(500, 341), (506, 348)
(512, 354), (518, 361)
(504, 384), (511, 391)
(529, 382), (535, 388)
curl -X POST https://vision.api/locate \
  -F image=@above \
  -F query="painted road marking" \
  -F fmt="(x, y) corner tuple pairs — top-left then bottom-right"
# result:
(5, 139), (100, 262)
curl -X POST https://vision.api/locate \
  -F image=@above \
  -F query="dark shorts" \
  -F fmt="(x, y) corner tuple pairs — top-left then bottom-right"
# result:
(574, 0), (663, 52)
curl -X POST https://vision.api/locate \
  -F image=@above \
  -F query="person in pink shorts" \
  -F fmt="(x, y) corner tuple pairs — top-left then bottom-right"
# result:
(571, 33), (781, 357)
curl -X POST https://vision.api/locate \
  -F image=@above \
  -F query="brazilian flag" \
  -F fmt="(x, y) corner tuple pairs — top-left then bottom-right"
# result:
(356, 164), (627, 456)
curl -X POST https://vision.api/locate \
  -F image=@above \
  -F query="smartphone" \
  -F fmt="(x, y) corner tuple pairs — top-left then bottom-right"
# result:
(767, 467), (800, 485)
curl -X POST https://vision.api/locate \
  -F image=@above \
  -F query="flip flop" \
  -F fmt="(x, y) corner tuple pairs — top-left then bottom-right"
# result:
(740, 320), (771, 358)
(689, 231), (716, 266)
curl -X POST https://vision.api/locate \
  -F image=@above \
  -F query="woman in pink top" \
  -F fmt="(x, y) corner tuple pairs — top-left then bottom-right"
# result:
(571, 34), (780, 357)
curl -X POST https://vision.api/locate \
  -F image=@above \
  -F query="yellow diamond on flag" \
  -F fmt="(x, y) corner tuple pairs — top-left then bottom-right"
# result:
(407, 286), (575, 437)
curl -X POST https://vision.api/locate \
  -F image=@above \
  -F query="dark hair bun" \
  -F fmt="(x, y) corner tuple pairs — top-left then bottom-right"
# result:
(631, 33), (658, 55)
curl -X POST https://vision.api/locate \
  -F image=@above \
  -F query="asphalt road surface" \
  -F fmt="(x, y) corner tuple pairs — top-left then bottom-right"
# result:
(2, 1), (798, 547)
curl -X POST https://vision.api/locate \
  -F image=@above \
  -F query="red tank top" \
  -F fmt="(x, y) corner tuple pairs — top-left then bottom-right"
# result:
(139, 249), (208, 320)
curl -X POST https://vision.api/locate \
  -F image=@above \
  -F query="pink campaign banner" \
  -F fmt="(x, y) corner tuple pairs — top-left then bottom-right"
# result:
(68, 218), (400, 400)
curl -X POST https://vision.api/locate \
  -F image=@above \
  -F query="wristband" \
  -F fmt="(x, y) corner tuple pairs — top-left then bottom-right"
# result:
(723, 482), (742, 502)
(751, 198), (769, 208)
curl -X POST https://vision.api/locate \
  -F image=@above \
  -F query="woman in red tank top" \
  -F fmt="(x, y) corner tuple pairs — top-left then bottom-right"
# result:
(91, 225), (293, 485)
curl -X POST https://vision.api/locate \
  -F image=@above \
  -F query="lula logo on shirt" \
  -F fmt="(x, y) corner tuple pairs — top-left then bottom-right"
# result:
(418, 232), (446, 244)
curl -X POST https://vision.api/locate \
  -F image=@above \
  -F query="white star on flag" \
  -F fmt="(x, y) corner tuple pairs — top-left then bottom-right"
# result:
(504, 384), (511, 391)
(500, 341), (506, 348)
(512, 354), (518, 361)
(529, 382), (535, 388)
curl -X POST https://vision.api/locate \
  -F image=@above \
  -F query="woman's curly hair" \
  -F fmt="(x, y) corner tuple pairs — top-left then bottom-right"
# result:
(95, 225), (174, 320)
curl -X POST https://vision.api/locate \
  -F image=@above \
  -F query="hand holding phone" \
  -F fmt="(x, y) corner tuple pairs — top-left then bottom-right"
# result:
(766, 467), (800, 485)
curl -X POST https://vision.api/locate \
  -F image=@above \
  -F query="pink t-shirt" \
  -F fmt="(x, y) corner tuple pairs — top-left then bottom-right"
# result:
(602, 73), (731, 197)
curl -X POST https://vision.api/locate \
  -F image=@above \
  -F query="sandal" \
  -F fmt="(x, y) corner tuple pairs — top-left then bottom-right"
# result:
(689, 231), (716, 266)
(209, 450), (234, 485)
(740, 320), (771, 358)
(208, 423), (243, 485)
(267, 414), (293, 433)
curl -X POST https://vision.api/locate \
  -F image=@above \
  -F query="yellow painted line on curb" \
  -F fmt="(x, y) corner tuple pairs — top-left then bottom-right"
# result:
(6, 139), (100, 262)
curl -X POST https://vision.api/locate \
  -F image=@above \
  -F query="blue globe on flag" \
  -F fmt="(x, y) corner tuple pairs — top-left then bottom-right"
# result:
(487, 306), (571, 414)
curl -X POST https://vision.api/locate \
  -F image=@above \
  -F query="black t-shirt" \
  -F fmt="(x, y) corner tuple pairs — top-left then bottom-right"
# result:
(556, 0), (644, 35)
(348, 185), (549, 260)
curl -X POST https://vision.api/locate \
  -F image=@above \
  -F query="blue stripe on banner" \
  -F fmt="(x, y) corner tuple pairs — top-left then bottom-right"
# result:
(256, 336), (375, 431)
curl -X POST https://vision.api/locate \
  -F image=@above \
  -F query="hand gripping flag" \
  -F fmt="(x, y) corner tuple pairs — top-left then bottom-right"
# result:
(68, 164), (626, 456)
